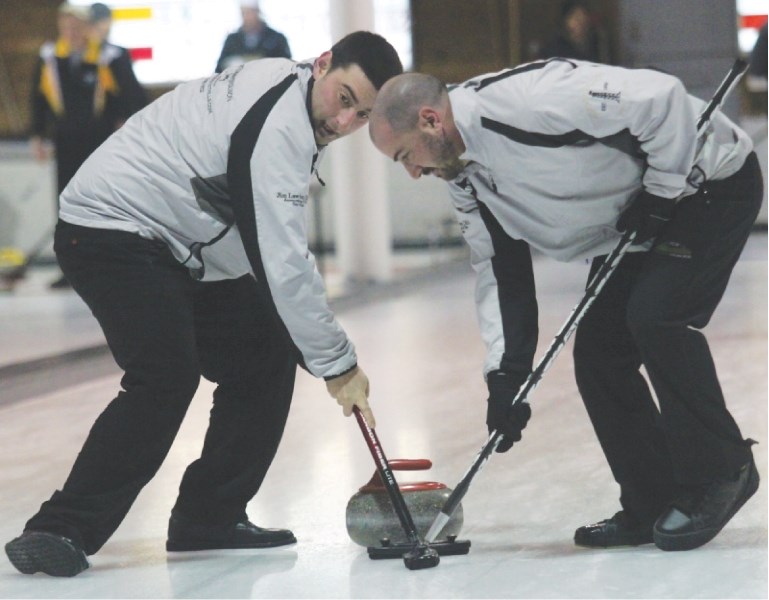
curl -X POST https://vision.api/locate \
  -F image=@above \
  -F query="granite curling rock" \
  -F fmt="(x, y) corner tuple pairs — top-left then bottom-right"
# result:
(345, 459), (464, 547)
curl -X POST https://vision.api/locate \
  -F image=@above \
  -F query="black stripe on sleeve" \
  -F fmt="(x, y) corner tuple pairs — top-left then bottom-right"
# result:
(482, 117), (645, 158)
(227, 73), (307, 368)
(476, 200), (538, 376)
(473, 57), (576, 91)
(481, 117), (593, 148)
(474, 58), (592, 150)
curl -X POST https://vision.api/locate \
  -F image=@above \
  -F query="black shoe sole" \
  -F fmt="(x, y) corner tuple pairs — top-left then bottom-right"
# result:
(166, 534), (297, 552)
(5, 532), (89, 577)
(574, 532), (653, 548)
(654, 464), (760, 551)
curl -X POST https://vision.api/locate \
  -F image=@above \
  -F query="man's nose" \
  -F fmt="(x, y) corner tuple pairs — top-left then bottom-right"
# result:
(337, 108), (358, 132)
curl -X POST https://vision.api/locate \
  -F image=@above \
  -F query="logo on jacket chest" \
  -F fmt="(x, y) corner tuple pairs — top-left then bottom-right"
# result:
(277, 191), (309, 207)
(588, 82), (621, 112)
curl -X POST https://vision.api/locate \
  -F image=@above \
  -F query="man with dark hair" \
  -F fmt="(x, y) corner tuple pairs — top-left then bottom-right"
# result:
(215, 0), (291, 73)
(369, 64), (761, 553)
(5, 31), (402, 578)
(326, 31), (401, 90)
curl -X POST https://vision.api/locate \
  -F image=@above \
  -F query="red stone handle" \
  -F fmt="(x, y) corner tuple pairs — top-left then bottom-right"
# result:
(389, 459), (432, 471)
(358, 458), (447, 493)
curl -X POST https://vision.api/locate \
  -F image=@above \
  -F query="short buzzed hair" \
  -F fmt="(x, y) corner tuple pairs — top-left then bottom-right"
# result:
(372, 73), (447, 133)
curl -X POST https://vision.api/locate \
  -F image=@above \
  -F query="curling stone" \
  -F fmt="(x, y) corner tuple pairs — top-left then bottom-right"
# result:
(346, 459), (464, 547)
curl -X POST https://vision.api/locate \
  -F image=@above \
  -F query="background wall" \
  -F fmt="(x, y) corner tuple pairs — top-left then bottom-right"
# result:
(0, 0), (59, 138)
(619, 0), (742, 119)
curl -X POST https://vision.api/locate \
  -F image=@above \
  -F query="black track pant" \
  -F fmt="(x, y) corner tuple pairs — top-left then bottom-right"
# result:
(573, 152), (763, 527)
(25, 221), (297, 555)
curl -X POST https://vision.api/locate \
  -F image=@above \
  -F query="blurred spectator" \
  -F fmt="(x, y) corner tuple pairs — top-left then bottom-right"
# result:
(747, 22), (767, 93)
(30, 2), (146, 288)
(88, 2), (148, 123)
(215, 0), (291, 73)
(538, 1), (612, 64)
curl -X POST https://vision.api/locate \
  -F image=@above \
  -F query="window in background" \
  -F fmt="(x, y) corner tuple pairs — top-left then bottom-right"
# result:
(70, 0), (411, 87)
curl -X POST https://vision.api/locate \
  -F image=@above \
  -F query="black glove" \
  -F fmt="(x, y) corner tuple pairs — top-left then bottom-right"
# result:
(616, 191), (676, 245)
(486, 370), (532, 453)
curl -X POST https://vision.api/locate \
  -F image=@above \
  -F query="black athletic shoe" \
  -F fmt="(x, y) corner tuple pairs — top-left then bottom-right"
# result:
(5, 531), (89, 577)
(654, 459), (760, 551)
(166, 512), (296, 551)
(574, 511), (654, 548)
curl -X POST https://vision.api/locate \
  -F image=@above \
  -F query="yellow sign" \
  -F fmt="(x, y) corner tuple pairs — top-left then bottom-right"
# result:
(112, 7), (153, 20)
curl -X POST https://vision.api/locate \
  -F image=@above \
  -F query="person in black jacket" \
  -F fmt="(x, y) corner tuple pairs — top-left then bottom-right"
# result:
(538, 1), (611, 64)
(747, 22), (767, 93)
(215, 0), (291, 73)
(88, 2), (148, 125)
(30, 2), (147, 288)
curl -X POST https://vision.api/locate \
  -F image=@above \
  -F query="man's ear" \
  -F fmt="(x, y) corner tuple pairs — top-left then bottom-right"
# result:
(313, 50), (333, 79)
(417, 107), (442, 134)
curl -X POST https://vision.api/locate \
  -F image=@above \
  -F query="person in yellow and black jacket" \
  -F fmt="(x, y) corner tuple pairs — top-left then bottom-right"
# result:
(30, 2), (145, 287)
(88, 3), (148, 127)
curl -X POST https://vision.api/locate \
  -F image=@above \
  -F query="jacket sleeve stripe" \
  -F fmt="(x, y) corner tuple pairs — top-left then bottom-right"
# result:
(474, 57), (576, 91)
(481, 116), (646, 160)
(481, 116), (592, 148)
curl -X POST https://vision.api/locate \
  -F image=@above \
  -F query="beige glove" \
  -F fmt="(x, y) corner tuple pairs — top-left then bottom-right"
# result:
(326, 366), (375, 427)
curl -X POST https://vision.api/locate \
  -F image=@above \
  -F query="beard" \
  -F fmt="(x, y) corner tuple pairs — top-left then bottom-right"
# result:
(422, 131), (465, 180)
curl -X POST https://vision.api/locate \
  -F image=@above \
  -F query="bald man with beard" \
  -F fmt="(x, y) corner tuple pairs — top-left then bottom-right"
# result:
(369, 64), (762, 553)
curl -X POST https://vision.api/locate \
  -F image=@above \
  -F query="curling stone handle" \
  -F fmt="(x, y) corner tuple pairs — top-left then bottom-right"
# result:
(358, 460), (440, 493)
(390, 459), (432, 471)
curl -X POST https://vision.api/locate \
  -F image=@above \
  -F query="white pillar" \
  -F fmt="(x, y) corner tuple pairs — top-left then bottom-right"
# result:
(327, 0), (393, 283)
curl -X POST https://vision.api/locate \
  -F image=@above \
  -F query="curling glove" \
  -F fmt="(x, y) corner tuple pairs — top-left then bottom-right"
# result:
(326, 365), (375, 427)
(616, 190), (676, 245)
(486, 369), (532, 453)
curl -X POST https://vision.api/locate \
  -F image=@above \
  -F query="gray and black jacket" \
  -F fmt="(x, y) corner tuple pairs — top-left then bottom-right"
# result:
(447, 58), (753, 376)
(59, 58), (356, 379)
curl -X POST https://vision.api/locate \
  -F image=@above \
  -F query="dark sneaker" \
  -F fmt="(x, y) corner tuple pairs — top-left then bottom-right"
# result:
(654, 459), (760, 551)
(574, 511), (653, 548)
(166, 512), (296, 551)
(5, 531), (89, 577)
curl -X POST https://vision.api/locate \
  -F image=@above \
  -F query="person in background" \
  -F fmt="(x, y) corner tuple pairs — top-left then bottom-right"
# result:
(538, 0), (611, 64)
(88, 2), (148, 123)
(746, 22), (767, 92)
(5, 30), (402, 578)
(368, 64), (761, 553)
(215, 0), (291, 73)
(29, 1), (144, 289)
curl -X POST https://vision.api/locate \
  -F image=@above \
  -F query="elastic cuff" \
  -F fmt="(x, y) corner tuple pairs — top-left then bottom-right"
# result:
(323, 363), (357, 382)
